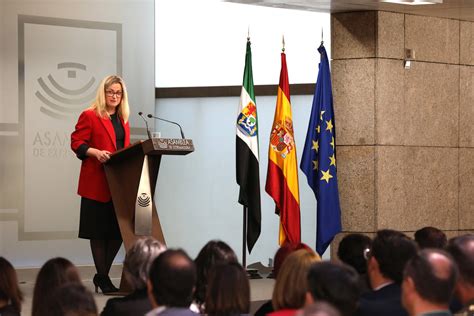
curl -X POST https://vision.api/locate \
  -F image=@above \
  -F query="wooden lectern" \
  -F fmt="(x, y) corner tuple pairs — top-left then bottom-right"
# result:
(104, 138), (194, 292)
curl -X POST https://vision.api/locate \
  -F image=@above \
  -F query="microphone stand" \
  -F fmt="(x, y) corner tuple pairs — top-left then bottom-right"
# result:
(147, 114), (185, 139)
(138, 112), (152, 139)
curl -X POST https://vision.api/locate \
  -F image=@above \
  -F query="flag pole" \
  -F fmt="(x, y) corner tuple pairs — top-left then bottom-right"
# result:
(237, 33), (262, 279)
(242, 206), (248, 268)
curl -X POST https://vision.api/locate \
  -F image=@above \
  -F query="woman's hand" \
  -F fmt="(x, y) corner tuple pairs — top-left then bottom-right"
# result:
(87, 148), (111, 163)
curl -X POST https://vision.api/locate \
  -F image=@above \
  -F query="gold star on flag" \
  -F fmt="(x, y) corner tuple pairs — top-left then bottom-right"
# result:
(320, 169), (333, 183)
(320, 110), (325, 120)
(316, 125), (320, 133)
(313, 160), (318, 170)
(330, 137), (335, 150)
(312, 140), (319, 152)
(326, 119), (334, 133)
(329, 154), (336, 166)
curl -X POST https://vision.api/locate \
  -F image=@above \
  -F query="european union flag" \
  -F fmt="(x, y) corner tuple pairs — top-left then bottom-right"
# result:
(300, 44), (342, 256)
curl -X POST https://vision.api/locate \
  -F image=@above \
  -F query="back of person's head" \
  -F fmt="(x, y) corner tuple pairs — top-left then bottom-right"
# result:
(273, 242), (313, 278)
(298, 302), (342, 316)
(403, 249), (458, 306)
(0, 257), (23, 313)
(124, 236), (166, 290)
(371, 229), (417, 283)
(337, 234), (372, 275)
(148, 248), (196, 308)
(49, 283), (98, 316)
(446, 234), (474, 287)
(194, 240), (238, 305)
(205, 262), (250, 316)
(272, 248), (321, 311)
(307, 261), (360, 316)
(414, 226), (447, 249)
(32, 257), (81, 316)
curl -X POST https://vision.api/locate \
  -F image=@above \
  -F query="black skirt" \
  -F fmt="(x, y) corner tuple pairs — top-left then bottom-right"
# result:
(78, 197), (122, 240)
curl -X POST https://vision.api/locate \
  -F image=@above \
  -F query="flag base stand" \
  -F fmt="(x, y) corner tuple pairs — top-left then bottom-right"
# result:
(246, 268), (262, 279)
(266, 269), (275, 279)
(246, 262), (272, 279)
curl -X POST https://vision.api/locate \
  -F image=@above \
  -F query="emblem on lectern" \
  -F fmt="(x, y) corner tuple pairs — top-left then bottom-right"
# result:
(137, 193), (151, 208)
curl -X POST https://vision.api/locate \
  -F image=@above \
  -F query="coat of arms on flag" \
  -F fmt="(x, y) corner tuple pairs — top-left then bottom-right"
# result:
(269, 118), (295, 158)
(237, 103), (257, 137)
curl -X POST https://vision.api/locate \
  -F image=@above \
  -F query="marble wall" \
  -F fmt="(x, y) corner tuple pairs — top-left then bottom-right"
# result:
(331, 11), (474, 249)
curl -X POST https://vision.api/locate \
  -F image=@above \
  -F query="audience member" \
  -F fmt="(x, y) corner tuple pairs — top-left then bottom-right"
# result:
(32, 257), (82, 316)
(306, 261), (360, 316)
(414, 227), (448, 249)
(446, 234), (474, 315)
(337, 233), (372, 293)
(272, 242), (313, 278)
(0, 257), (23, 316)
(270, 248), (321, 316)
(49, 283), (98, 316)
(255, 242), (313, 316)
(205, 262), (250, 316)
(298, 302), (341, 316)
(401, 249), (458, 316)
(147, 248), (198, 316)
(193, 240), (238, 312)
(357, 229), (417, 316)
(101, 237), (167, 316)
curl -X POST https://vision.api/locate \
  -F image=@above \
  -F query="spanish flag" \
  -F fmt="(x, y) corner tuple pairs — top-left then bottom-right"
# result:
(265, 50), (301, 245)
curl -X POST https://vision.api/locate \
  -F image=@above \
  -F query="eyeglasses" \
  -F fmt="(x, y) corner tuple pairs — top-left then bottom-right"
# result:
(363, 248), (371, 260)
(105, 90), (123, 97)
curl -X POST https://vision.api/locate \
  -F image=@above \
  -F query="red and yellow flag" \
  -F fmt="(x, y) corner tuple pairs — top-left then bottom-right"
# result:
(265, 51), (301, 245)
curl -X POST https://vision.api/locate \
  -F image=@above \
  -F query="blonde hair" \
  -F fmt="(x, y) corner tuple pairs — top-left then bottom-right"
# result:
(272, 249), (321, 310)
(90, 75), (130, 122)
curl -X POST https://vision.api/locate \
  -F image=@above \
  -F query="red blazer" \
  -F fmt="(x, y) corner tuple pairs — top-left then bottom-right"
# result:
(71, 109), (130, 202)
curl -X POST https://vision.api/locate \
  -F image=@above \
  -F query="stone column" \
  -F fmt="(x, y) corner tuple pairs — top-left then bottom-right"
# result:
(331, 11), (474, 253)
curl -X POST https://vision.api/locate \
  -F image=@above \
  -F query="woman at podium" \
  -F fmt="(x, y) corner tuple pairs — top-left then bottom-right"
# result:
(71, 75), (131, 294)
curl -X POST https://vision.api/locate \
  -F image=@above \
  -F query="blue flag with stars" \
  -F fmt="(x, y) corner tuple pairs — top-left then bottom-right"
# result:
(300, 44), (342, 256)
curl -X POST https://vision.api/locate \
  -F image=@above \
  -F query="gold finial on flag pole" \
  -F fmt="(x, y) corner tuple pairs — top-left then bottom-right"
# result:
(282, 35), (285, 52)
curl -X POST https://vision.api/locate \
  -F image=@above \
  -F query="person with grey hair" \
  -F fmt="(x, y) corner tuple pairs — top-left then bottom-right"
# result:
(101, 237), (166, 316)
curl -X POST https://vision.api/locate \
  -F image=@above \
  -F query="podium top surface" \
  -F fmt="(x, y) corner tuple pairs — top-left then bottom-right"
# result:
(108, 138), (194, 163)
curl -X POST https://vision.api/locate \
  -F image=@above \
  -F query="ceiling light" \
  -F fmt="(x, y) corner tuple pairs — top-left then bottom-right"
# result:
(381, 0), (442, 5)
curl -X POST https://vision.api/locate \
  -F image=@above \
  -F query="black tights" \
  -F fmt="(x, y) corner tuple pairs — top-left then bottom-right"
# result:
(90, 239), (122, 276)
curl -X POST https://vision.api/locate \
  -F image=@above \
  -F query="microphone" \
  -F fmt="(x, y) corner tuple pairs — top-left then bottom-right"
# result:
(138, 112), (152, 140)
(147, 114), (185, 139)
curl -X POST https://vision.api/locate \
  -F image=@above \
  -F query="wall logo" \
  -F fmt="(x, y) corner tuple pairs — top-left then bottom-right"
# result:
(137, 193), (151, 208)
(36, 62), (97, 120)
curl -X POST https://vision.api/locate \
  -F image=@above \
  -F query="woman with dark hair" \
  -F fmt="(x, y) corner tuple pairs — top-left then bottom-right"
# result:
(71, 75), (131, 293)
(0, 257), (23, 316)
(101, 237), (166, 316)
(205, 262), (250, 316)
(50, 283), (98, 316)
(32, 257), (82, 316)
(193, 240), (238, 312)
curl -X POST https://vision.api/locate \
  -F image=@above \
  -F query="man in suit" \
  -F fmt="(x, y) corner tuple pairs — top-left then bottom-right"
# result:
(446, 234), (474, 316)
(414, 226), (447, 249)
(146, 249), (198, 316)
(357, 229), (417, 316)
(401, 249), (458, 316)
